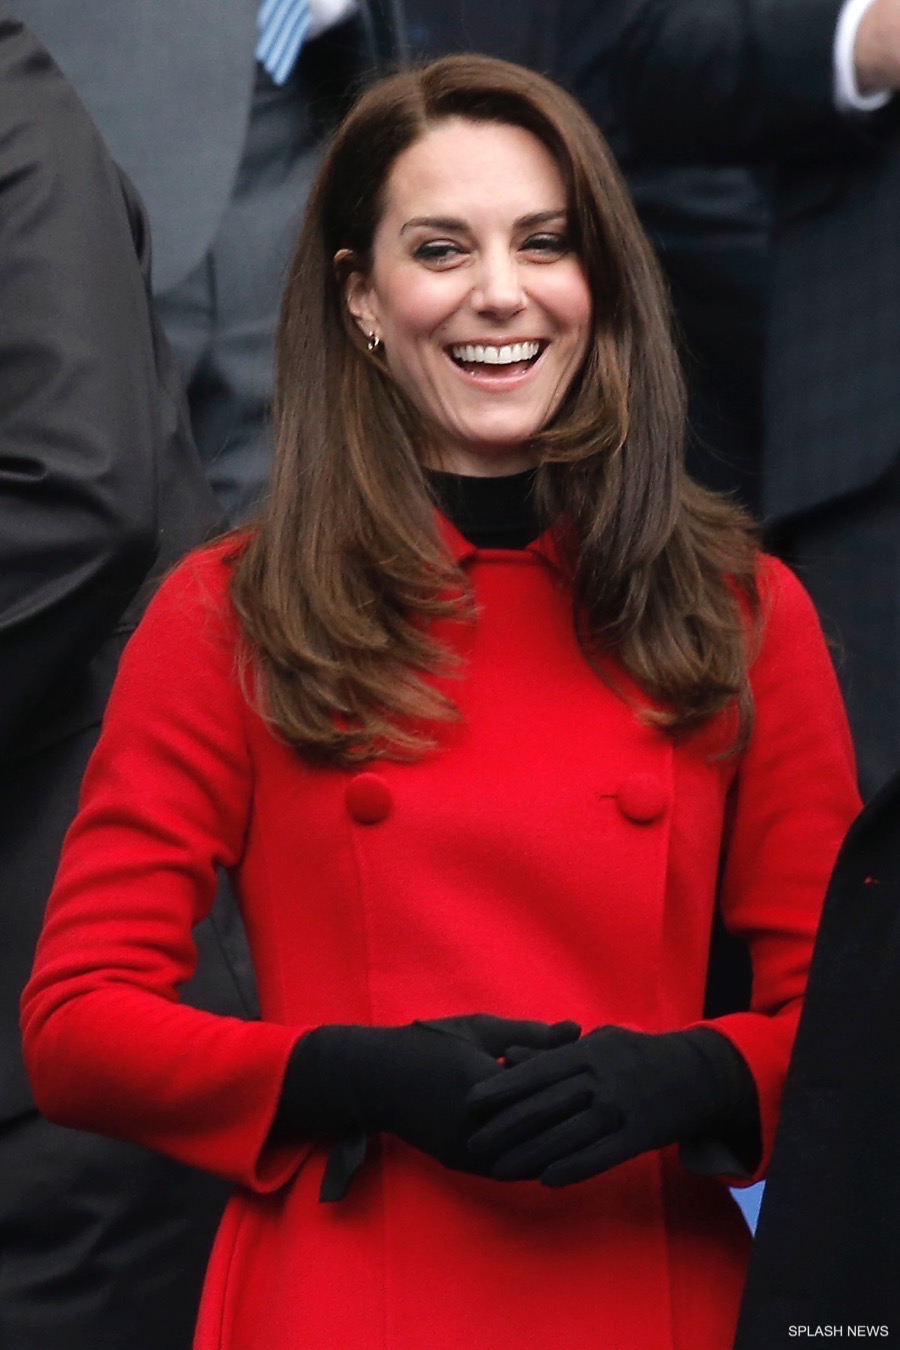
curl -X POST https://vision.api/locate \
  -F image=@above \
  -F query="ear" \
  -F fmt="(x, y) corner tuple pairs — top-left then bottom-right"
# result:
(335, 248), (380, 341)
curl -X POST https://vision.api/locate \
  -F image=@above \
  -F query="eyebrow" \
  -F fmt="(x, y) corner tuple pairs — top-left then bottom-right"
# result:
(400, 210), (568, 235)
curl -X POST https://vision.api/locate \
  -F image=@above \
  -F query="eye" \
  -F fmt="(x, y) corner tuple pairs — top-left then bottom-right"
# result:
(412, 240), (466, 266)
(521, 233), (572, 259)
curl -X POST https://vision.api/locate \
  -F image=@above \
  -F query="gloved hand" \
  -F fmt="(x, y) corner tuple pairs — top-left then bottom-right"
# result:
(273, 1013), (581, 1199)
(465, 1025), (757, 1187)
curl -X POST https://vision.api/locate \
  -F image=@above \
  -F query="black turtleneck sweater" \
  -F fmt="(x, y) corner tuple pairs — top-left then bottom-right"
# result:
(427, 467), (541, 550)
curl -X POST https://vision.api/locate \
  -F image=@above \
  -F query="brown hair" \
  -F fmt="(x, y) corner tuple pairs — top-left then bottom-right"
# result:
(230, 54), (759, 765)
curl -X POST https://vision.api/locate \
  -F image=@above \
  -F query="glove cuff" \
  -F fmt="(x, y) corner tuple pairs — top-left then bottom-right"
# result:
(678, 1028), (761, 1177)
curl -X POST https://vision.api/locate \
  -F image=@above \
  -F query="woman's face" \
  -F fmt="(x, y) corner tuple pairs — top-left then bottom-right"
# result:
(343, 118), (593, 476)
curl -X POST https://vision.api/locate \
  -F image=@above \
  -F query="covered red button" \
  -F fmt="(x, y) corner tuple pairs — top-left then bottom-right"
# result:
(616, 773), (667, 824)
(345, 773), (392, 824)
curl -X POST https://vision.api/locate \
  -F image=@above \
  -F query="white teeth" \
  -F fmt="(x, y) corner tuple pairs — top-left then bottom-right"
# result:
(450, 341), (541, 366)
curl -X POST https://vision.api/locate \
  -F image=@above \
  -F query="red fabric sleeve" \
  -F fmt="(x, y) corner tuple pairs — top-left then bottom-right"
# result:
(698, 557), (862, 1182)
(20, 545), (307, 1192)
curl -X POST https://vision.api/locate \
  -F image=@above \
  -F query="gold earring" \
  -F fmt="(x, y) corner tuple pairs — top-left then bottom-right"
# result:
(367, 332), (382, 353)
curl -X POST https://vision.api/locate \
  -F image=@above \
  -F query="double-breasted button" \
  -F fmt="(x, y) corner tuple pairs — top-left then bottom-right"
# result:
(616, 773), (668, 825)
(345, 772), (393, 825)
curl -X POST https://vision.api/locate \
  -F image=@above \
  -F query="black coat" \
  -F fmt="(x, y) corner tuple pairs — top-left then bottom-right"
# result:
(735, 772), (900, 1344)
(0, 10), (225, 1122)
(0, 19), (262, 1346)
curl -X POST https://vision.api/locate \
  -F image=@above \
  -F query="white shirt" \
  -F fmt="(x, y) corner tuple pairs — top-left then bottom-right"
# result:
(308, 0), (358, 41)
(834, 0), (893, 110)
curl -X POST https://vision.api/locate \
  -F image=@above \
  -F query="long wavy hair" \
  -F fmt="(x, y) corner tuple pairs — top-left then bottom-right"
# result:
(230, 54), (759, 765)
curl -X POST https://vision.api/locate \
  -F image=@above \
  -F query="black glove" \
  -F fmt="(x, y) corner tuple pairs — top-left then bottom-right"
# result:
(465, 1025), (759, 1187)
(273, 1013), (581, 1199)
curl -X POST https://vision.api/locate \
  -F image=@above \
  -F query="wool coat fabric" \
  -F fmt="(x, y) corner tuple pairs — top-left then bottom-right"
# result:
(21, 519), (860, 1349)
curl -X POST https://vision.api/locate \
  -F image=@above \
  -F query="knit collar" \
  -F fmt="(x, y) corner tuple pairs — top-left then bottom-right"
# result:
(433, 505), (569, 575)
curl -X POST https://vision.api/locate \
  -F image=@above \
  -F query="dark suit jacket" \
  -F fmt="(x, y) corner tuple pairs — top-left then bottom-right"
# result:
(612, 0), (900, 523)
(734, 772), (900, 1344)
(403, 0), (554, 69)
(0, 12), (223, 1121)
(12, 0), (407, 292)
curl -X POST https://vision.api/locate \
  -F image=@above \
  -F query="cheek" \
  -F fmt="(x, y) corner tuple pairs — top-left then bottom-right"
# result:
(563, 302), (593, 352)
(546, 270), (593, 349)
(380, 297), (462, 411)
(377, 277), (455, 352)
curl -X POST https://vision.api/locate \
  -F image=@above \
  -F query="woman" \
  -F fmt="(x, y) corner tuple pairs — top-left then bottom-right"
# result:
(21, 56), (859, 1348)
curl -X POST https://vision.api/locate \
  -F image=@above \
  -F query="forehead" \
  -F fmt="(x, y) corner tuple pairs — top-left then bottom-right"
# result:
(379, 118), (568, 222)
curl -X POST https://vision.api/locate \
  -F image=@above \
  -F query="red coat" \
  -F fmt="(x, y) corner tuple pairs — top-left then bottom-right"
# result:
(22, 520), (860, 1349)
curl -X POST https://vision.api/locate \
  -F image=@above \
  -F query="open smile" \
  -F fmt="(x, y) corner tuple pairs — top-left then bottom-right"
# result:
(446, 340), (547, 383)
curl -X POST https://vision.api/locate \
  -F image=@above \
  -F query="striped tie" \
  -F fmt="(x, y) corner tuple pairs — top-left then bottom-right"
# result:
(256, 0), (311, 85)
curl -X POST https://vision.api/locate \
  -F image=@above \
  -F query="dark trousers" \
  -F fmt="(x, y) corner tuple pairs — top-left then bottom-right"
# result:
(2, 722), (256, 1349)
(0, 1115), (230, 1350)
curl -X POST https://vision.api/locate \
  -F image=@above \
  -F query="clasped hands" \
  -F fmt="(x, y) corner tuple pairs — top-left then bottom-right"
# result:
(283, 1014), (744, 1199)
(465, 1021), (739, 1187)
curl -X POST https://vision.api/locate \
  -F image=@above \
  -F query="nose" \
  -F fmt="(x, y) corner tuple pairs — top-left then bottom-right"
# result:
(470, 247), (526, 319)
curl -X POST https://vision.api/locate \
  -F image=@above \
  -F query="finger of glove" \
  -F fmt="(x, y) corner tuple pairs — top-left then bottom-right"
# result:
(446, 1015), (580, 1057)
(540, 1131), (636, 1188)
(461, 1015), (580, 1058)
(467, 1077), (594, 1162)
(466, 1044), (583, 1113)
(503, 1044), (544, 1069)
(543, 1020), (583, 1047)
(487, 1107), (614, 1181)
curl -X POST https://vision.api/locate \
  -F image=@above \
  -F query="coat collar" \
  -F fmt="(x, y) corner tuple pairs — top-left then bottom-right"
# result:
(433, 508), (571, 577)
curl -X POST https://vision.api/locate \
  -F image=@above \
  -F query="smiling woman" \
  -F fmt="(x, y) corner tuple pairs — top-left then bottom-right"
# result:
(21, 54), (861, 1350)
